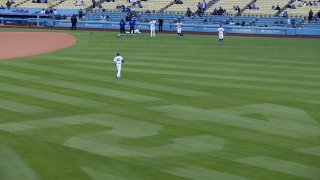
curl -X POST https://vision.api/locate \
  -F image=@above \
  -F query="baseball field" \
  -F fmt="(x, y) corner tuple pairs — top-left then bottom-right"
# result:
(0, 28), (320, 180)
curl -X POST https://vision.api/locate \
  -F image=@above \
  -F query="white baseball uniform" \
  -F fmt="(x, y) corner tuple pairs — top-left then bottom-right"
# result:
(218, 27), (224, 40)
(149, 20), (156, 37)
(176, 22), (182, 34)
(113, 55), (124, 78)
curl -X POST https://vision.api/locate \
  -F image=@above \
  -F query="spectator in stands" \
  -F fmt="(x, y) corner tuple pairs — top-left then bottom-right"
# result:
(100, 15), (106, 21)
(71, 14), (77, 30)
(80, 0), (86, 6)
(45, 8), (50, 14)
(196, 7), (202, 16)
(309, 9), (313, 23)
(234, 5), (240, 15)
(145, 9), (151, 14)
(211, 8), (218, 15)
(92, 0), (96, 8)
(287, 18), (291, 27)
(175, 0), (183, 4)
(53, 9), (57, 15)
(79, 9), (83, 20)
(138, 1), (142, 8)
(186, 8), (192, 17)
(318, 10), (320, 18)
(202, 0), (206, 11)
(97, 4), (103, 9)
(6, 0), (11, 9)
(40, 8), (45, 14)
(0, 5), (5, 9)
(275, 5), (280, 11)
(217, 6), (224, 15)
(74, 1), (79, 6)
(283, 11), (288, 18)
(252, 4), (259, 10)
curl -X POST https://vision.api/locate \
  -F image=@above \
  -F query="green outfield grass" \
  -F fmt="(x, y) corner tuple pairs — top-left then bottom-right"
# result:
(0, 29), (320, 180)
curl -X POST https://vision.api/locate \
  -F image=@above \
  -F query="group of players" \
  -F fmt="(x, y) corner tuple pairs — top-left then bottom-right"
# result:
(114, 20), (225, 80)
(148, 19), (225, 43)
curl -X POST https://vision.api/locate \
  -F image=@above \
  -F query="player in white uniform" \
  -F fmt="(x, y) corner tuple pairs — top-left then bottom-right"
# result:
(217, 24), (224, 45)
(149, 19), (156, 37)
(113, 53), (124, 79)
(176, 21), (183, 36)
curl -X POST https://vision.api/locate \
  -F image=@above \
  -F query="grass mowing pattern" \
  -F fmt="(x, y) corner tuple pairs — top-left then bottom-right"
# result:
(1, 29), (320, 179)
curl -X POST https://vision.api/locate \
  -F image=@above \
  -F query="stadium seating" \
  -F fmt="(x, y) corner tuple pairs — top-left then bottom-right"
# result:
(0, 0), (29, 7)
(242, 0), (290, 16)
(304, 18), (320, 27)
(54, 0), (97, 9)
(99, 0), (131, 12)
(164, 0), (201, 14)
(206, 0), (252, 16)
(284, 0), (320, 18)
(133, 0), (173, 13)
(17, 1), (51, 8)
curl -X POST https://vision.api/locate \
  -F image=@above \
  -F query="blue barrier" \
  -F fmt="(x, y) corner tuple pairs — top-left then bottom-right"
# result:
(53, 20), (320, 36)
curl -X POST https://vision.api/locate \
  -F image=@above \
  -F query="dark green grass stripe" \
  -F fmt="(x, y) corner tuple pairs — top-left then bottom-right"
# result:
(32, 55), (320, 72)
(1, 63), (208, 96)
(0, 70), (160, 102)
(36, 57), (319, 80)
(74, 64), (320, 87)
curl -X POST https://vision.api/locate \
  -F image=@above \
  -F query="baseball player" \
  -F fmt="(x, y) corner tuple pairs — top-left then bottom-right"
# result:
(113, 53), (124, 79)
(217, 24), (224, 45)
(149, 19), (156, 37)
(176, 21), (183, 36)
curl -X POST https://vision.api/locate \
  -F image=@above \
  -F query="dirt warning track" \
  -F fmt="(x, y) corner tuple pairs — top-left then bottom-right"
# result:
(0, 32), (77, 60)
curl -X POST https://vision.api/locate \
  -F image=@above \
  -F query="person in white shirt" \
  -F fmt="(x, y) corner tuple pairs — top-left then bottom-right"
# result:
(113, 53), (124, 79)
(217, 24), (224, 45)
(149, 19), (156, 37)
(176, 21), (183, 36)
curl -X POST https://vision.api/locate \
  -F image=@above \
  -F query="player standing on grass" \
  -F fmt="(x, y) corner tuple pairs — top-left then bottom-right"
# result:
(149, 19), (156, 37)
(217, 24), (224, 45)
(113, 53), (124, 79)
(176, 21), (183, 36)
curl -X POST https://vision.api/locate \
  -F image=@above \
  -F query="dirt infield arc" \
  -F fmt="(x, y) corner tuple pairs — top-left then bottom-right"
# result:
(0, 32), (77, 60)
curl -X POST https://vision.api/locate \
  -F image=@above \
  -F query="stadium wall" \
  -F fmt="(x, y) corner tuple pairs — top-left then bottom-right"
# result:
(1, 16), (319, 36)
(52, 20), (320, 36)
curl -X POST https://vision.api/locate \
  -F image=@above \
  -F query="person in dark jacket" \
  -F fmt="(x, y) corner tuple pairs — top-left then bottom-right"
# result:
(71, 14), (77, 30)
(129, 19), (135, 35)
(308, 9), (313, 23)
(78, 9), (83, 21)
(158, 18), (163, 32)
(6, 0), (11, 9)
(120, 19), (126, 35)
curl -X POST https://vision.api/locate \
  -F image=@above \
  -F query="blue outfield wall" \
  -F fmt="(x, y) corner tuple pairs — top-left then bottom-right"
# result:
(53, 20), (320, 36)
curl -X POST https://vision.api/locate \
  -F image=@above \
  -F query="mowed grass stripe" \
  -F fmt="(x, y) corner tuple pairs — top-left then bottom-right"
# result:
(236, 156), (320, 180)
(167, 79), (320, 95)
(75, 64), (320, 87)
(0, 99), (50, 114)
(45, 57), (320, 80)
(0, 70), (160, 102)
(2, 62), (207, 96)
(0, 144), (40, 180)
(38, 55), (320, 72)
(164, 166), (248, 180)
(0, 83), (105, 108)
(151, 104), (320, 138)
